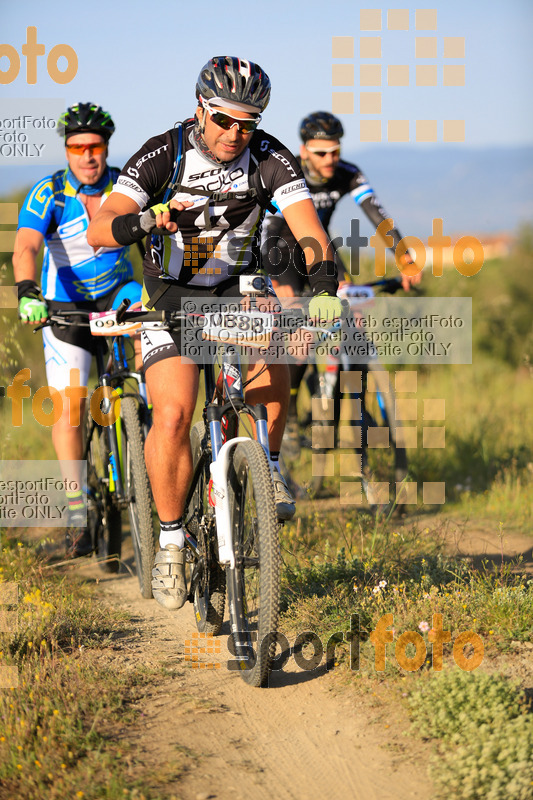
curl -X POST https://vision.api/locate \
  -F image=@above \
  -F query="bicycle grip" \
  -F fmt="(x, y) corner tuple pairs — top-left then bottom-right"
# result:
(115, 298), (131, 323)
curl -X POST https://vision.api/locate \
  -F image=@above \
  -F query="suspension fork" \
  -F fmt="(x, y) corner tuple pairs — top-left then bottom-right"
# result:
(99, 374), (124, 499)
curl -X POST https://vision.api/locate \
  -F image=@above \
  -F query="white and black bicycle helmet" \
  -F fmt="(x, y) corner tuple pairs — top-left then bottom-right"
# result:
(300, 112), (344, 142)
(57, 103), (115, 141)
(195, 56), (271, 112)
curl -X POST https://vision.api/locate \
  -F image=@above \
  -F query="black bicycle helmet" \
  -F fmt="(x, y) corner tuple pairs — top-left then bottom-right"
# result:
(195, 56), (271, 112)
(300, 112), (344, 142)
(57, 103), (115, 141)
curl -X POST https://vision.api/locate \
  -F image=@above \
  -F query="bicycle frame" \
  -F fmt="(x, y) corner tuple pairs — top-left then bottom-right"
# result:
(184, 343), (271, 570)
(92, 288), (277, 553)
(37, 313), (149, 509)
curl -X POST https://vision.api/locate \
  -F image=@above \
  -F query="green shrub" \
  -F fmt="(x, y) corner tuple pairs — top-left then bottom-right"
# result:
(408, 670), (533, 800)
(434, 714), (533, 800)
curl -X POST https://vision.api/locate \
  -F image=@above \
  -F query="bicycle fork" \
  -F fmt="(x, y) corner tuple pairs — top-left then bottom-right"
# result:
(205, 348), (271, 569)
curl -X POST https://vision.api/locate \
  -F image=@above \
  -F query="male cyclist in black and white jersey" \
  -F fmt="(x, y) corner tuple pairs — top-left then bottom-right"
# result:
(261, 111), (420, 440)
(89, 57), (341, 610)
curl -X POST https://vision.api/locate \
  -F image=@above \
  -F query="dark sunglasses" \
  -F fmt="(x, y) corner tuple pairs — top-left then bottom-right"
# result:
(205, 107), (260, 134)
(65, 142), (107, 155)
(306, 147), (341, 158)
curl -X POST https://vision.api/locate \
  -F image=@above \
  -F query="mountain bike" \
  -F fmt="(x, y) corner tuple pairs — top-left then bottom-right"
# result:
(35, 310), (155, 596)
(280, 278), (409, 512)
(110, 275), (281, 687)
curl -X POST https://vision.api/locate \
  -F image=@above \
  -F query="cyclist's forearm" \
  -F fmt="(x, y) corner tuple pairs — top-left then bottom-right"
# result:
(87, 209), (127, 248)
(360, 196), (403, 252)
(88, 192), (145, 248)
(13, 248), (39, 283)
(13, 230), (43, 283)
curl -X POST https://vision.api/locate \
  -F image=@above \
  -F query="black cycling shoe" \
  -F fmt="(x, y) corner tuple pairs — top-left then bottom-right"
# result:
(65, 508), (93, 558)
(65, 527), (94, 558)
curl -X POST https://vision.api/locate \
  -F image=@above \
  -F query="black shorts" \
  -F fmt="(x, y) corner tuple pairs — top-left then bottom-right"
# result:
(46, 281), (141, 356)
(262, 241), (308, 295)
(141, 274), (245, 371)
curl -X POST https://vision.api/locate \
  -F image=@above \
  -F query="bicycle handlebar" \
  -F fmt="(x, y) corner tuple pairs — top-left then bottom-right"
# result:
(360, 277), (403, 293)
(115, 298), (131, 323)
(32, 307), (167, 333)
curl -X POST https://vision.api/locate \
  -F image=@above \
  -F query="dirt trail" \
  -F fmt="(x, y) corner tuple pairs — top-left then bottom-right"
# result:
(412, 513), (533, 573)
(39, 510), (531, 799)
(82, 551), (434, 800)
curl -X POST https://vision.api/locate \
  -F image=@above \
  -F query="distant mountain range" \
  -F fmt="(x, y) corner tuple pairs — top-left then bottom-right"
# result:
(1, 146), (531, 239)
(335, 145), (533, 240)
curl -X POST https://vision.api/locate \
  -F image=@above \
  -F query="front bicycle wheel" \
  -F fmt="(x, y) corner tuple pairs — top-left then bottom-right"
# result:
(188, 421), (226, 635)
(120, 397), (155, 598)
(83, 400), (122, 572)
(227, 439), (280, 687)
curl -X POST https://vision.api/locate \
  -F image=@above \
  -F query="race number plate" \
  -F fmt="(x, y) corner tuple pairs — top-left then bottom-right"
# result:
(200, 310), (274, 348)
(89, 310), (142, 336)
(337, 285), (375, 308)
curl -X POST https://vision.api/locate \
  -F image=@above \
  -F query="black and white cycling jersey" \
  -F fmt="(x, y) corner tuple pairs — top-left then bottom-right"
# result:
(112, 120), (310, 288)
(262, 156), (404, 288)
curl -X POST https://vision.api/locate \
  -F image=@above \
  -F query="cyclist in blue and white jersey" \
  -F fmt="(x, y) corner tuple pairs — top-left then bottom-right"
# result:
(13, 103), (142, 557)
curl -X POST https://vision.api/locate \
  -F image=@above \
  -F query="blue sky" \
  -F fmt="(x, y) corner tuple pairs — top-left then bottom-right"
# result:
(1, 0), (532, 162)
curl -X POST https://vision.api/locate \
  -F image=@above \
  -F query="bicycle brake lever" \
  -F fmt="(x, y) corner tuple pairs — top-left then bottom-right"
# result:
(32, 319), (49, 333)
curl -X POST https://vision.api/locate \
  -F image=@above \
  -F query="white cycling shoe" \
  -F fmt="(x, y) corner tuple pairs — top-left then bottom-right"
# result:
(272, 469), (296, 521)
(151, 544), (188, 609)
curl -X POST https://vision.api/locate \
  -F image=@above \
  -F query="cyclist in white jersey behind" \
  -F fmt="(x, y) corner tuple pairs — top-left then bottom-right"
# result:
(13, 103), (142, 558)
(88, 56), (343, 610)
(261, 111), (421, 447)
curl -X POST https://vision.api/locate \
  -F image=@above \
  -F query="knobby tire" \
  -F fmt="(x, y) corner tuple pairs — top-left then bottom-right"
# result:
(120, 397), (155, 598)
(227, 439), (280, 687)
(188, 421), (226, 635)
(83, 399), (122, 573)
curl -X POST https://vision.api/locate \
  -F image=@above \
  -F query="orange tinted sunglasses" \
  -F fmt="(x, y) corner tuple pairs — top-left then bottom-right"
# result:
(65, 142), (107, 155)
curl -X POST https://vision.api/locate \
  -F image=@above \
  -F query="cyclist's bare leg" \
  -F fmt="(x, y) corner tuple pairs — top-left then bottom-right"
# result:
(246, 358), (295, 519)
(143, 356), (199, 521)
(271, 278), (296, 301)
(51, 392), (93, 554)
(51, 392), (86, 488)
(245, 361), (289, 452)
(270, 278), (309, 425)
(133, 335), (143, 372)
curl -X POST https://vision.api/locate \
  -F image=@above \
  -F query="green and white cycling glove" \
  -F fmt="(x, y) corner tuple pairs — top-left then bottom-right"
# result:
(16, 280), (48, 323)
(308, 292), (343, 326)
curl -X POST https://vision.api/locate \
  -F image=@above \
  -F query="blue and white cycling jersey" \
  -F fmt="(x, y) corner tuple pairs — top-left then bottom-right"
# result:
(17, 167), (133, 302)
